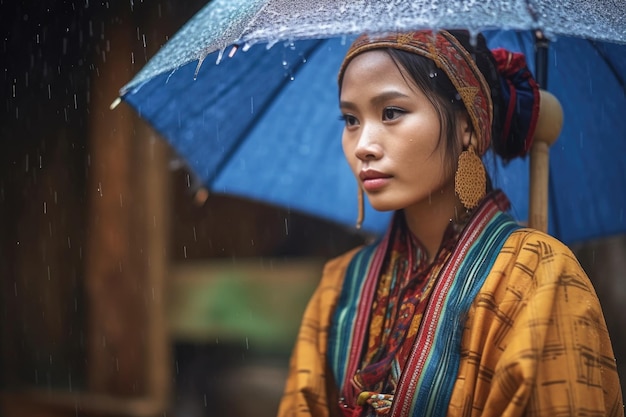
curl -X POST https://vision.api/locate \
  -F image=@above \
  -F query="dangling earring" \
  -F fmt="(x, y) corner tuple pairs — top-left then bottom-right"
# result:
(454, 144), (486, 210)
(356, 186), (364, 230)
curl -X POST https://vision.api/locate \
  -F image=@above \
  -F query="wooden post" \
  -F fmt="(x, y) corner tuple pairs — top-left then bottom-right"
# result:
(83, 5), (171, 413)
(529, 90), (563, 232)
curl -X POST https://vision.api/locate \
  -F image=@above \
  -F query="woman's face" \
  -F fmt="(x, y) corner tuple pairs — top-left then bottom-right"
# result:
(339, 50), (469, 214)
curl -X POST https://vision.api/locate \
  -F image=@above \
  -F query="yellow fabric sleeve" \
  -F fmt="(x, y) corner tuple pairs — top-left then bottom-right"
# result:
(448, 229), (624, 417)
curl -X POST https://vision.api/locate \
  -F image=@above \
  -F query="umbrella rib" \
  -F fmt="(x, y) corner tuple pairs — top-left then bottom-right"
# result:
(587, 40), (626, 95)
(206, 39), (328, 186)
(237, 0), (273, 43)
(522, 0), (540, 25)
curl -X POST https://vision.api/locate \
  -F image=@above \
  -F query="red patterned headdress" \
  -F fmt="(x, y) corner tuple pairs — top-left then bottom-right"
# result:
(338, 30), (494, 156)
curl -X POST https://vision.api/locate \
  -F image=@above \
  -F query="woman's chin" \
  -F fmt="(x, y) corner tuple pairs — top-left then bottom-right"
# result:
(367, 200), (401, 213)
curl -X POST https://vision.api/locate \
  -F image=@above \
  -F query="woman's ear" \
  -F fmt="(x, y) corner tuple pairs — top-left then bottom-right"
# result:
(457, 111), (473, 149)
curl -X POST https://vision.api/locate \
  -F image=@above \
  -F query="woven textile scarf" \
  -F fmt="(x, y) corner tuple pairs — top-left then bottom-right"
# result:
(328, 191), (520, 417)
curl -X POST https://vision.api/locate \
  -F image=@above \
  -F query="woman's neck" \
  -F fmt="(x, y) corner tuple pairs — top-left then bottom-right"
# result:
(402, 186), (464, 262)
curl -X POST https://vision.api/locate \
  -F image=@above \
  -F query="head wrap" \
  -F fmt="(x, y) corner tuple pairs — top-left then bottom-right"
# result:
(338, 30), (493, 156)
(491, 48), (540, 159)
(338, 30), (541, 160)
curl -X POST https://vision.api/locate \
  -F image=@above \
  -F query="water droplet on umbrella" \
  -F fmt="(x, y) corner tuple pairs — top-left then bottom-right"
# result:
(194, 54), (207, 80)
(215, 47), (225, 65)
(228, 44), (239, 58)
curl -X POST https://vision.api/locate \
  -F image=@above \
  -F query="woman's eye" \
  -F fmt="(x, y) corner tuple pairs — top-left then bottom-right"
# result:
(382, 107), (404, 121)
(339, 114), (359, 127)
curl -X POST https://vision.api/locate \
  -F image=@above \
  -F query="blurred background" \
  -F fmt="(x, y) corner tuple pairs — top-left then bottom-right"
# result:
(0, 1), (623, 416)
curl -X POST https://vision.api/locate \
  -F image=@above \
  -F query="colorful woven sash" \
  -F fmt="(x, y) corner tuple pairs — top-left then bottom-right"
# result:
(328, 191), (520, 417)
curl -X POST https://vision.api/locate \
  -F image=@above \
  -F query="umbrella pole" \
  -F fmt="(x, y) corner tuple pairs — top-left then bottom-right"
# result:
(529, 31), (562, 233)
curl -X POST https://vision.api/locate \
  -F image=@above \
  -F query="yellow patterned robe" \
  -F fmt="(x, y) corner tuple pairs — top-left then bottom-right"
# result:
(277, 229), (624, 417)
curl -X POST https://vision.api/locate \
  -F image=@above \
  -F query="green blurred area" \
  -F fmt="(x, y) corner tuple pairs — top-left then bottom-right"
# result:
(168, 258), (323, 353)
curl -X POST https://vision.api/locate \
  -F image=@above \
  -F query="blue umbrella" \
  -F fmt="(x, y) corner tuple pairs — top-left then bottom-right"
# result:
(117, 0), (626, 244)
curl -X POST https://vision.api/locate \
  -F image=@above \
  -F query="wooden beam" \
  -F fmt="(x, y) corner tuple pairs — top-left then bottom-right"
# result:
(84, 4), (170, 409)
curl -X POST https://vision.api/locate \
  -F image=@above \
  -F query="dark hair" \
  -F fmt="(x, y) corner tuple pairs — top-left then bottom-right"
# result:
(381, 31), (505, 175)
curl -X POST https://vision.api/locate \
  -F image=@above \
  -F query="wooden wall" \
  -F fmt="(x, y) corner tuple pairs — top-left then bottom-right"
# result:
(0, 2), (366, 416)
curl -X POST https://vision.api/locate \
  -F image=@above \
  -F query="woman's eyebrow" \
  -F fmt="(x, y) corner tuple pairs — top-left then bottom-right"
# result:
(370, 90), (410, 107)
(340, 90), (410, 110)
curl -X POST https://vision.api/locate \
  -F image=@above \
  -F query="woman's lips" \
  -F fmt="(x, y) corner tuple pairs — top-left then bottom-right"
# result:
(359, 170), (392, 192)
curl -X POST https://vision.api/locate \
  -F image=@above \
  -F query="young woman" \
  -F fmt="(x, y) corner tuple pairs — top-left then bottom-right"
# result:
(277, 30), (623, 417)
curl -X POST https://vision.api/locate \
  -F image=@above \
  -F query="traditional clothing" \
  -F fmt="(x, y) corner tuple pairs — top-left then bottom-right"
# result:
(277, 192), (623, 417)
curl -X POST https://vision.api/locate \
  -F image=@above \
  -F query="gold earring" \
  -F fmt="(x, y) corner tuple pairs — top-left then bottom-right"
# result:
(356, 186), (364, 229)
(454, 145), (486, 210)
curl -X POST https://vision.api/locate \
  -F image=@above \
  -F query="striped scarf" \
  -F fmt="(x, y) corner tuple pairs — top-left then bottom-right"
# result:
(328, 191), (520, 417)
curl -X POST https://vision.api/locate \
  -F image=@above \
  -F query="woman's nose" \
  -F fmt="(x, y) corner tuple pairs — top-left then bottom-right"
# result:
(354, 125), (383, 161)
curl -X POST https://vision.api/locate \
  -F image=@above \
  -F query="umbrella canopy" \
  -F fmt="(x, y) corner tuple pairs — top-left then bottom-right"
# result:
(122, 0), (626, 92)
(119, 0), (626, 244)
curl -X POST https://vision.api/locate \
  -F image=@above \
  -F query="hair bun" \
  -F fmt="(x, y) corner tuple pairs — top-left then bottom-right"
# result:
(491, 48), (541, 160)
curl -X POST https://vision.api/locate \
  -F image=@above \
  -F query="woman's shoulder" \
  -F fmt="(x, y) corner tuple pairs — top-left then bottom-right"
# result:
(500, 227), (591, 287)
(317, 246), (364, 288)
(324, 244), (366, 271)
(506, 227), (577, 258)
